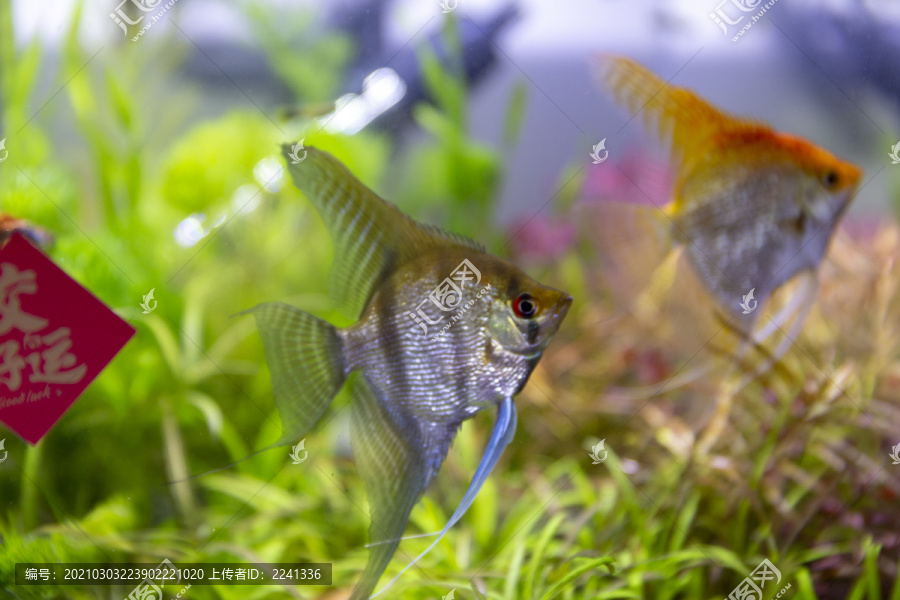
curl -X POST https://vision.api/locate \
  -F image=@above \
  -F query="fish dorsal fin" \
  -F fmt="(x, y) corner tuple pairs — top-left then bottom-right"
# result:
(599, 56), (771, 202)
(282, 145), (485, 319)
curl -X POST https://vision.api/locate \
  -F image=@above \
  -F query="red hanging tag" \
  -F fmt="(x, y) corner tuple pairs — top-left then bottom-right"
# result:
(0, 233), (135, 444)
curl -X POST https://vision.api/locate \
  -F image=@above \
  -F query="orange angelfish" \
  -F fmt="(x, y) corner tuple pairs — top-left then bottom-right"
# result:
(595, 55), (862, 328)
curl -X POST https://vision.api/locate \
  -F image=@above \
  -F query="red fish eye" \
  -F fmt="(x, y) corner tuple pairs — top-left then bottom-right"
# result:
(513, 293), (538, 319)
(822, 170), (839, 188)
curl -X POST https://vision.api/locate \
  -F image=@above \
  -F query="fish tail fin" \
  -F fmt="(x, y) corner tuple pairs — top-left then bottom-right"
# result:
(243, 302), (346, 444)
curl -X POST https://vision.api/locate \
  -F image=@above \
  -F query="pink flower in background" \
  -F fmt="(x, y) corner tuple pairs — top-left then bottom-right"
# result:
(581, 148), (673, 207)
(839, 216), (881, 242)
(507, 215), (576, 262)
(507, 147), (673, 263)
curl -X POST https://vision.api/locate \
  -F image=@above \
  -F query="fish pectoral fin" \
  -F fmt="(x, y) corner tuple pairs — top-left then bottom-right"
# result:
(281, 145), (485, 320)
(370, 397), (518, 599)
(431, 397), (516, 534)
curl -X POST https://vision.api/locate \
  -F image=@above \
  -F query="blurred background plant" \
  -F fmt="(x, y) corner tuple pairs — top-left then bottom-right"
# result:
(1, 0), (900, 599)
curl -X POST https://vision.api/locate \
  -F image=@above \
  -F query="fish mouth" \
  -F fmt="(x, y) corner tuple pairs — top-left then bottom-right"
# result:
(545, 294), (573, 339)
(554, 295), (574, 319)
(839, 187), (859, 214)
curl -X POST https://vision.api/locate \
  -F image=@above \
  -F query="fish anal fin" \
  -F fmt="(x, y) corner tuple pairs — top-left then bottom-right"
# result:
(370, 398), (517, 598)
(348, 375), (458, 600)
(585, 201), (730, 352)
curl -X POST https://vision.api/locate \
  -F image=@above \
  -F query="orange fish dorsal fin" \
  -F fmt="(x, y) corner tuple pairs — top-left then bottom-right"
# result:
(282, 145), (485, 319)
(599, 56), (770, 200)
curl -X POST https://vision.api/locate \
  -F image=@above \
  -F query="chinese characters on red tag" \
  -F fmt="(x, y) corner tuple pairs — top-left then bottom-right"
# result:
(0, 234), (135, 443)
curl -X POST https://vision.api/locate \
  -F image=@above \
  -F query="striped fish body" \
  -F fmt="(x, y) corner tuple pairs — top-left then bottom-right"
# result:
(668, 160), (854, 312)
(343, 248), (548, 482)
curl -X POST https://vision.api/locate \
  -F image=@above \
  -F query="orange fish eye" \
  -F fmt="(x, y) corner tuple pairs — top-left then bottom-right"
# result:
(821, 169), (839, 189)
(512, 293), (539, 319)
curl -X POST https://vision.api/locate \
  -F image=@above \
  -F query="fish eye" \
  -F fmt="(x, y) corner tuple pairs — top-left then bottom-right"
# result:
(822, 170), (839, 188)
(512, 293), (539, 319)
